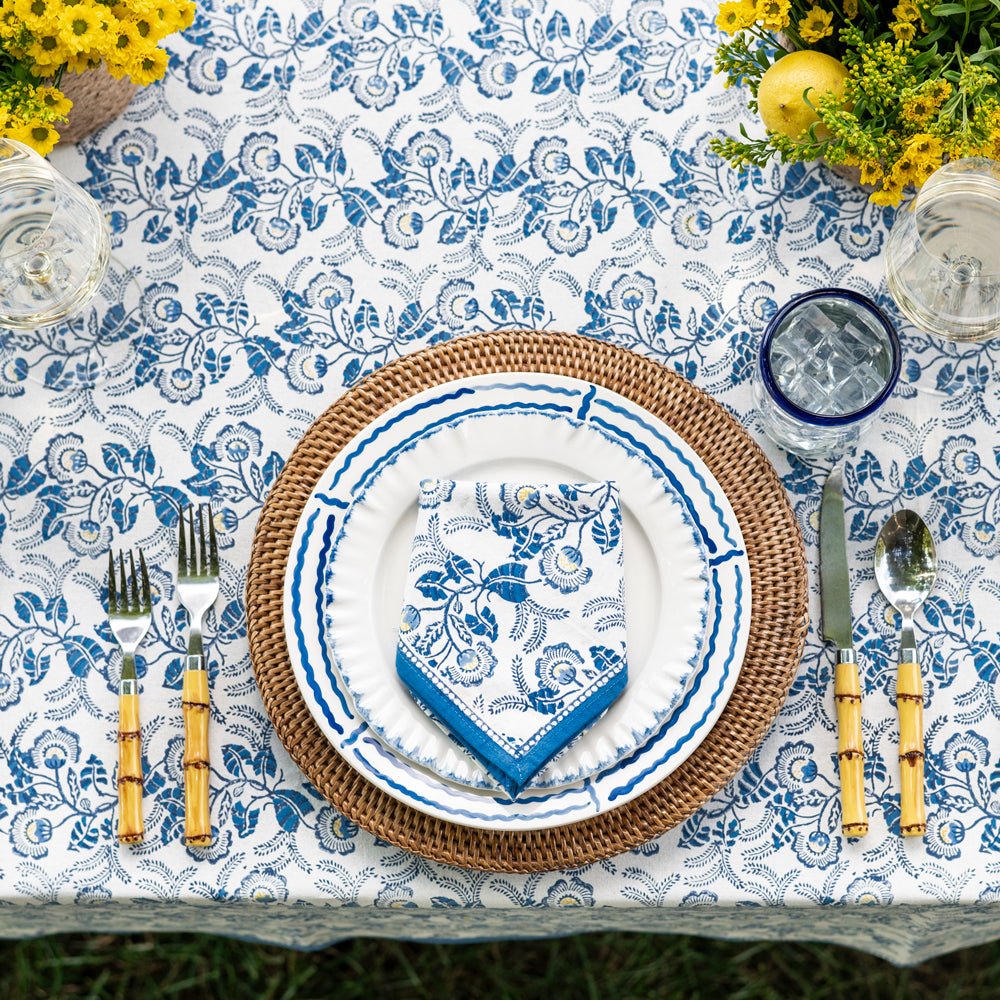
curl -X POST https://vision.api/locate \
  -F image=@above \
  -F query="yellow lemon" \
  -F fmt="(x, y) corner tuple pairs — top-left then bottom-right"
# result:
(757, 50), (849, 140)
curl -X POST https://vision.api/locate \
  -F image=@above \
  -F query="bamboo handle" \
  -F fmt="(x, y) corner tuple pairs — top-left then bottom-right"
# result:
(182, 658), (212, 846)
(897, 660), (926, 837)
(117, 688), (143, 845)
(834, 660), (868, 837)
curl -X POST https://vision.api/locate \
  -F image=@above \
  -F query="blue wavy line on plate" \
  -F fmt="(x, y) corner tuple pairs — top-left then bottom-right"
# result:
(353, 737), (598, 822)
(321, 404), (710, 789)
(710, 548), (745, 567)
(290, 508), (347, 734)
(312, 494), (350, 510)
(328, 382), (579, 494)
(351, 401), (574, 495)
(606, 564), (744, 801)
(591, 397), (741, 551)
(288, 379), (744, 819)
(577, 384), (596, 420)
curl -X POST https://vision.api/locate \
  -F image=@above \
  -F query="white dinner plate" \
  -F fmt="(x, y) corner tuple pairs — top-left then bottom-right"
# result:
(324, 409), (710, 789)
(283, 373), (751, 831)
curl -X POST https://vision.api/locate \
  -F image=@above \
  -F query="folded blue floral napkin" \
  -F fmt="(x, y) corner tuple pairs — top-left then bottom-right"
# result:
(395, 479), (628, 797)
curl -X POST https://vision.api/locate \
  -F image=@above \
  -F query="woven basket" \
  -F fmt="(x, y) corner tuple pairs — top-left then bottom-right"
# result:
(58, 68), (137, 144)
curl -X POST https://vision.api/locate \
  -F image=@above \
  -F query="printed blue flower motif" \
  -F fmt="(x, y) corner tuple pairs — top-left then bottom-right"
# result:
(543, 876), (595, 907)
(608, 272), (656, 312)
(186, 48), (227, 94)
(305, 271), (354, 310)
(792, 830), (839, 870)
(0, 356), (27, 396)
(628, 0), (669, 41)
(0, 670), (23, 708)
(11, 807), (53, 859)
(375, 884), (417, 908)
(680, 890), (718, 907)
(926, 810), (965, 860)
(214, 423), (262, 463)
(964, 519), (999, 558)
(447, 643), (498, 687)
(418, 478), (455, 508)
(108, 128), (158, 167)
(639, 76), (684, 112)
(339, 0), (378, 35)
(238, 869), (288, 903)
(980, 886), (1000, 903)
(773, 742), (818, 790)
(238, 132), (282, 180)
(156, 366), (205, 404)
(45, 434), (87, 483)
(76, 886), (112, 904)
(399, 605), (421, 634)
(286, 347), (328, 393)
(142, 283), (183, 332)
(478, 50), (518, 98)
(404, 130), (452, 168)
(382, 202), (424, 249)
(500, 484), (541, 515)
(670, 204), (712, 249)
(315, 808), (358, 855)
(543, 219), (591, 256)
(253, 216), (300, 253)
(836, 222), (884, 260)
(940, 435), (981, 484)
(351, 72), (399, 109)
(534, 644), (583, 688)
(842, 876), (892, 905)
(539, 545), (592, 594)
(64, 518), (112, 558)
(530, 137), (571, 181)
(30, 727), (81, 769)
(941, 731), (990, 773)
(435, 280), (479, 329)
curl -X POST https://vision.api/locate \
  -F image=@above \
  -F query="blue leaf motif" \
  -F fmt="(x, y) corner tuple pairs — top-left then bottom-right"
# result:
(483, 562), (529, 603)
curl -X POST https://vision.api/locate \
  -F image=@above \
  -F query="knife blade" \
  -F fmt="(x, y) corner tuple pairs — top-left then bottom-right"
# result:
(820, 463), (868, 837)
(820, 464), (853, 651)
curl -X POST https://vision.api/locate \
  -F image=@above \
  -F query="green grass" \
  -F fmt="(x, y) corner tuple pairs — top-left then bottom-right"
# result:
(2, 933), (1000, 1000)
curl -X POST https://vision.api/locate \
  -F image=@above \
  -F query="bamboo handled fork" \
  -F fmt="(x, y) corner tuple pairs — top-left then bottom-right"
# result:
(107, 548), (152, 846)
(177, 503), (219, 847)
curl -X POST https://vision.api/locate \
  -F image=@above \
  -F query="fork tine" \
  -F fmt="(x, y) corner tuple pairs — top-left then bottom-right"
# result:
(139, 549), (151, 613)
(118, 550), (128, 613)
(207, 504), (219, 577)
(187, 505), (197, 574)
(107, 550), (117, 614)
(198, 504), (208, 578)
(128, 550), (139, 613)
(178, 503), (188, 575)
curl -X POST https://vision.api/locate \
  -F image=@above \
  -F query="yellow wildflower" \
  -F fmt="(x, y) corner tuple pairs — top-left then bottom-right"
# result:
(756, 0), (791, 30)
(12, 0), (48, 20)
(901, 92), (934, 125)
(892, 1), (920, 21)
(798, 6), (833, 44)
(716, 0), (755, 35)
(7, 119), (58, 156)
(60, 2), (107, 53)
(126, 45), (168, 86)
(890, 20), (917, 43)
(843, 0), (858, 14)
(36, 85), (71, 118)
(859, 158), (883, 185)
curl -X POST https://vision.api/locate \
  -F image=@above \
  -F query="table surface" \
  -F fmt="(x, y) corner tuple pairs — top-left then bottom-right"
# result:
(1, 0), (998, 966)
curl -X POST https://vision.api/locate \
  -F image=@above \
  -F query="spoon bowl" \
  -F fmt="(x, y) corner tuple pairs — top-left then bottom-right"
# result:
(874, 510), (936, 634)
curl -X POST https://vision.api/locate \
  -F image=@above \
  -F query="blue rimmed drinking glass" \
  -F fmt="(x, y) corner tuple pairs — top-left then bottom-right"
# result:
(752, 288), (902, 460)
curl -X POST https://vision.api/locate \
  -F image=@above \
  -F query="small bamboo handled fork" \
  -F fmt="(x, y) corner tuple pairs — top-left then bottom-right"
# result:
(177, 504), (219, 847)
(107, 548), (152, 846)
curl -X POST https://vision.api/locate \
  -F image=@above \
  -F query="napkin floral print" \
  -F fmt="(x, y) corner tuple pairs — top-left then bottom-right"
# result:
(396, 480), (627, 795)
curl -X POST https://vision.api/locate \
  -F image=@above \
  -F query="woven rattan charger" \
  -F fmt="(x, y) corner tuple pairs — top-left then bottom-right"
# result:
(247, 331), (808, 872)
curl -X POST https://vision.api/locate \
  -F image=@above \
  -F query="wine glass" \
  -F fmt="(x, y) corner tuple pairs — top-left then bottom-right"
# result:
(0, 138), (145, 390)
(885, 157), (1000, 342)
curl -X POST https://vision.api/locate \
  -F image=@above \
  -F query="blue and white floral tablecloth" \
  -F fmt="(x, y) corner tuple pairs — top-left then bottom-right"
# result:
(1, 0), (998, 966)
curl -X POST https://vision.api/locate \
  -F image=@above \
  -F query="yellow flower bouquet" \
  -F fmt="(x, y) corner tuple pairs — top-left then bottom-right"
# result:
(0, 0), (195, 155)
(712, 1), (1000, 204)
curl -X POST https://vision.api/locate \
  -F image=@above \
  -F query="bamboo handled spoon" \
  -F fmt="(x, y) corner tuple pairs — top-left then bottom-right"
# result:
(874, 510), (936, 838)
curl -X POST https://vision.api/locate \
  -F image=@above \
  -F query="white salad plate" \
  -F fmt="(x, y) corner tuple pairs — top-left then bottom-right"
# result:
(283, 373), (751, 831)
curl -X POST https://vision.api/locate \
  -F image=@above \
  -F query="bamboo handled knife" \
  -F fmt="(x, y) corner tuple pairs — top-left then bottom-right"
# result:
(820, 464), (868, 838)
